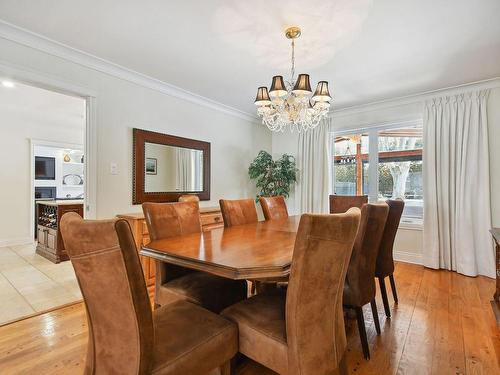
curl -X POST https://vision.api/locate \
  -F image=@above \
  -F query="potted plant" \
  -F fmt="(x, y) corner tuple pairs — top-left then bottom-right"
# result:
(248, 150), (298, 200)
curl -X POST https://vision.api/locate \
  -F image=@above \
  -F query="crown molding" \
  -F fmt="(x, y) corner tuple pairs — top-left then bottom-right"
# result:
(0, 20), (259, 124)
(331, 77), (500, 118)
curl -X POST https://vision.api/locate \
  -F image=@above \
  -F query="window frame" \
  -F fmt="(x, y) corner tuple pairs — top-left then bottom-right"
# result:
(332, 119), (423, 230)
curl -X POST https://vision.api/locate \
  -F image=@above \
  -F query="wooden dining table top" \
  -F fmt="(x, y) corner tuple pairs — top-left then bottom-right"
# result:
(140, 215), (302, 280)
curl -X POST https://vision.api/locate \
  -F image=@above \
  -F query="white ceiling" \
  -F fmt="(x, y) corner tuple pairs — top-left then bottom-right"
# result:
(1, 0), (499, 115)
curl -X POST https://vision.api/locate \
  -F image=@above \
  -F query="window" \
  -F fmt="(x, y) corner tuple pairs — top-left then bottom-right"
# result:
(378, 127), (423, 221)
(332, 122), (423, 225)
(333, 133), (369, 195)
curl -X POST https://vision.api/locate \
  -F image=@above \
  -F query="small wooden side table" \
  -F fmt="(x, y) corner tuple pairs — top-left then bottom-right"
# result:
(491, 228), (500, 328)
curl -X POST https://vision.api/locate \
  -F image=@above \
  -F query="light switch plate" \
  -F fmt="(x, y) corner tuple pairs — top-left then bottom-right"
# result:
(110, 162), (118, 175)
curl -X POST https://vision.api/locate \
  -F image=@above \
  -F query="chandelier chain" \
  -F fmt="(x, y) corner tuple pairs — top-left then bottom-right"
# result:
(290, 39), (295, 85)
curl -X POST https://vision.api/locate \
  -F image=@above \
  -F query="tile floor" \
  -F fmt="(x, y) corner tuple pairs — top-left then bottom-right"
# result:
(0, 243), (81, 325)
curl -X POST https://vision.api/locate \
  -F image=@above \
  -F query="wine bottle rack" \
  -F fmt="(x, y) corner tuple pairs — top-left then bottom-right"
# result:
(38, 205), (58, 229)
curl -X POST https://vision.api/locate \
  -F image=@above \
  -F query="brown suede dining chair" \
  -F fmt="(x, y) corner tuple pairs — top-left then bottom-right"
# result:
(60, 213), (237, 375)
(222, 209), (362, 375)
(343, 202), (389, 360)
(259, 196), (289, 221)
(375, 199), (405, 318)
(178, 194), (200, 203)
(329, 194), (368, 214)
(142, 201), (247, 313)
(219, 198), (258, 227)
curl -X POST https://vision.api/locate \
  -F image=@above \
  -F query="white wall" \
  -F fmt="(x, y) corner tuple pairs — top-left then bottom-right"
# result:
(0, 37), (271, 243)
(272, 84), (500, 265)
(0, 82), (85, 245)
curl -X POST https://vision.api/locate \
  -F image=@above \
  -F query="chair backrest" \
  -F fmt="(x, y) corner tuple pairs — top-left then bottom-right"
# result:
(219, 198), (258, 227)
(329, 194), (368, 214)
(345, 202), (389, 306)
(142, 201), (201, 241)
(259, 196), (289, 221)
(178, 194), (200, 203)
(375, 199), (405, 278)
(285, 209), (361, 375)
(60, 213), (154, 375)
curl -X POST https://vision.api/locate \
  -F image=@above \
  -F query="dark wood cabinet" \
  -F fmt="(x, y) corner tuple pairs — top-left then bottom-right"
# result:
(36, 201), (84, 263)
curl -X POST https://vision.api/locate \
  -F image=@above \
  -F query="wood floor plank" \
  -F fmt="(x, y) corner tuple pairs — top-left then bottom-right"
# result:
(0, 263), (498, 375)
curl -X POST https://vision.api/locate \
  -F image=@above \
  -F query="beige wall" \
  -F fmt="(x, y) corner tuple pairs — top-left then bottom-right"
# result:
(0, 37), (271, 246)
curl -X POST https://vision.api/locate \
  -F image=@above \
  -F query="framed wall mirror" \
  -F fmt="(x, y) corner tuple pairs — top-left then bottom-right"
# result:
(133, 128), (210, 203)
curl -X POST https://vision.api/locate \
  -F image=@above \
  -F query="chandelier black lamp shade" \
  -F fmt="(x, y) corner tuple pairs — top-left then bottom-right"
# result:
(269, 76), (287, 98)
(255, 86), (271, 106)
(292, 74), (312, 95)
(312, 81), (332, 102)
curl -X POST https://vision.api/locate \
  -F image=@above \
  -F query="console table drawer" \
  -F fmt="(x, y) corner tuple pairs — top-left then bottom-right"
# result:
(201, 212), (223, 226)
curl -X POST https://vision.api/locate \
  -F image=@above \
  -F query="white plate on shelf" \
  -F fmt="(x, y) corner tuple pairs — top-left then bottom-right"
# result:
(63, 174), (83, 185)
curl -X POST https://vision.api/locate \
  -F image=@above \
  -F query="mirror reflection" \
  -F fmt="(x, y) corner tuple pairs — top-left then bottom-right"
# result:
(144, 142), (203, 193)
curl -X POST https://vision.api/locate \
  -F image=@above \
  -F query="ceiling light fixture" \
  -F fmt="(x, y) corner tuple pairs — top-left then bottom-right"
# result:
(1, 81), (15, 88)
(254, 26), (332, 132)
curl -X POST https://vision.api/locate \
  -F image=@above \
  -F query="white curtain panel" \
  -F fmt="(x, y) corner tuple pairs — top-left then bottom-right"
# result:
(296, 117), (333, 214)
(423, 89), (494, 278)
(175, 148), (193, 191)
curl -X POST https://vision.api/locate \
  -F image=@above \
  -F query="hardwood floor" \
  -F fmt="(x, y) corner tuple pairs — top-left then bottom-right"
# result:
(0, 262), (498, 375)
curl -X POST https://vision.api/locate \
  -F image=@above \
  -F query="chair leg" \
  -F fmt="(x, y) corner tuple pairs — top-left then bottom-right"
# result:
(220, 360), (233, 375)
(389, 274), (399, 304)
(355, 306), (370, 360)
(370, 299), (381, 335)
(378, 277), (391, 318)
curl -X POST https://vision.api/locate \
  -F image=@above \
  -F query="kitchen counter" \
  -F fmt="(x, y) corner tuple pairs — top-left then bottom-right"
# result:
(36, 199), (84, 206)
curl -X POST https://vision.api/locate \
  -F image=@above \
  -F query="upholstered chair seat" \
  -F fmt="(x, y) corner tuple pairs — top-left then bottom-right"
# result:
(155, 271), (248, 313)
(329, 194), (368, 214)
(60, 213), (237, 375)
(343, 202), (389, 360)
(152, 300), (237, 374)
(375, 199), (405, 318)
(143, 201), (247, 313)
(223, 210), (361, 375)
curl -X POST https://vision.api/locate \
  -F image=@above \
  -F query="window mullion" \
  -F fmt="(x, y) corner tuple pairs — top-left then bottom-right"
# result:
(368, 129), (379, 202)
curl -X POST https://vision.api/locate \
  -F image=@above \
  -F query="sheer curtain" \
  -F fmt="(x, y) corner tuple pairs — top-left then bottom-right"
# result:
(423, 89), (494, 278)
(175, 148), (193, 191)
(296, 117), (333, 214)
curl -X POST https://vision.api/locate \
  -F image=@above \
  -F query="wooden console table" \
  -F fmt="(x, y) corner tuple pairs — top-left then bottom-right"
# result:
(492, 228), (500, 328)
(117, 206), (224, 291)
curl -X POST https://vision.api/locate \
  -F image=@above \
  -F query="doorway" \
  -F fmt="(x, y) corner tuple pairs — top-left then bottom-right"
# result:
(0, 79), (93, 325)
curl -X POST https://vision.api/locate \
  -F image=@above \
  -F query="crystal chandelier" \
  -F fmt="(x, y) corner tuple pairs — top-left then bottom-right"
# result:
(254, 26), (332, 132)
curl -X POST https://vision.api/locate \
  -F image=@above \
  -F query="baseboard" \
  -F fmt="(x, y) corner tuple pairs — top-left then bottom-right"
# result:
(394, 250), (423, 265)
(0, 237), (34, 248)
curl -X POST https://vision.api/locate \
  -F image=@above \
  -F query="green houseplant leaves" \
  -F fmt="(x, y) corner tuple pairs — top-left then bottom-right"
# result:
(248, 150), (298, 200)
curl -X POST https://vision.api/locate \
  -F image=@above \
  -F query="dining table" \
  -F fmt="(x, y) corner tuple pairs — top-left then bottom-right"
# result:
(140, 215), (301, 280)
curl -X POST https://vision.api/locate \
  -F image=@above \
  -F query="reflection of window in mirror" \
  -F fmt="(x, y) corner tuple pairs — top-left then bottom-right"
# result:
(144, 142), (203, 193)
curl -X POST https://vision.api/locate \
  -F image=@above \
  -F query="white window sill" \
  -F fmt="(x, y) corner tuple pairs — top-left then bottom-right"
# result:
(399, 218), (423, 231)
